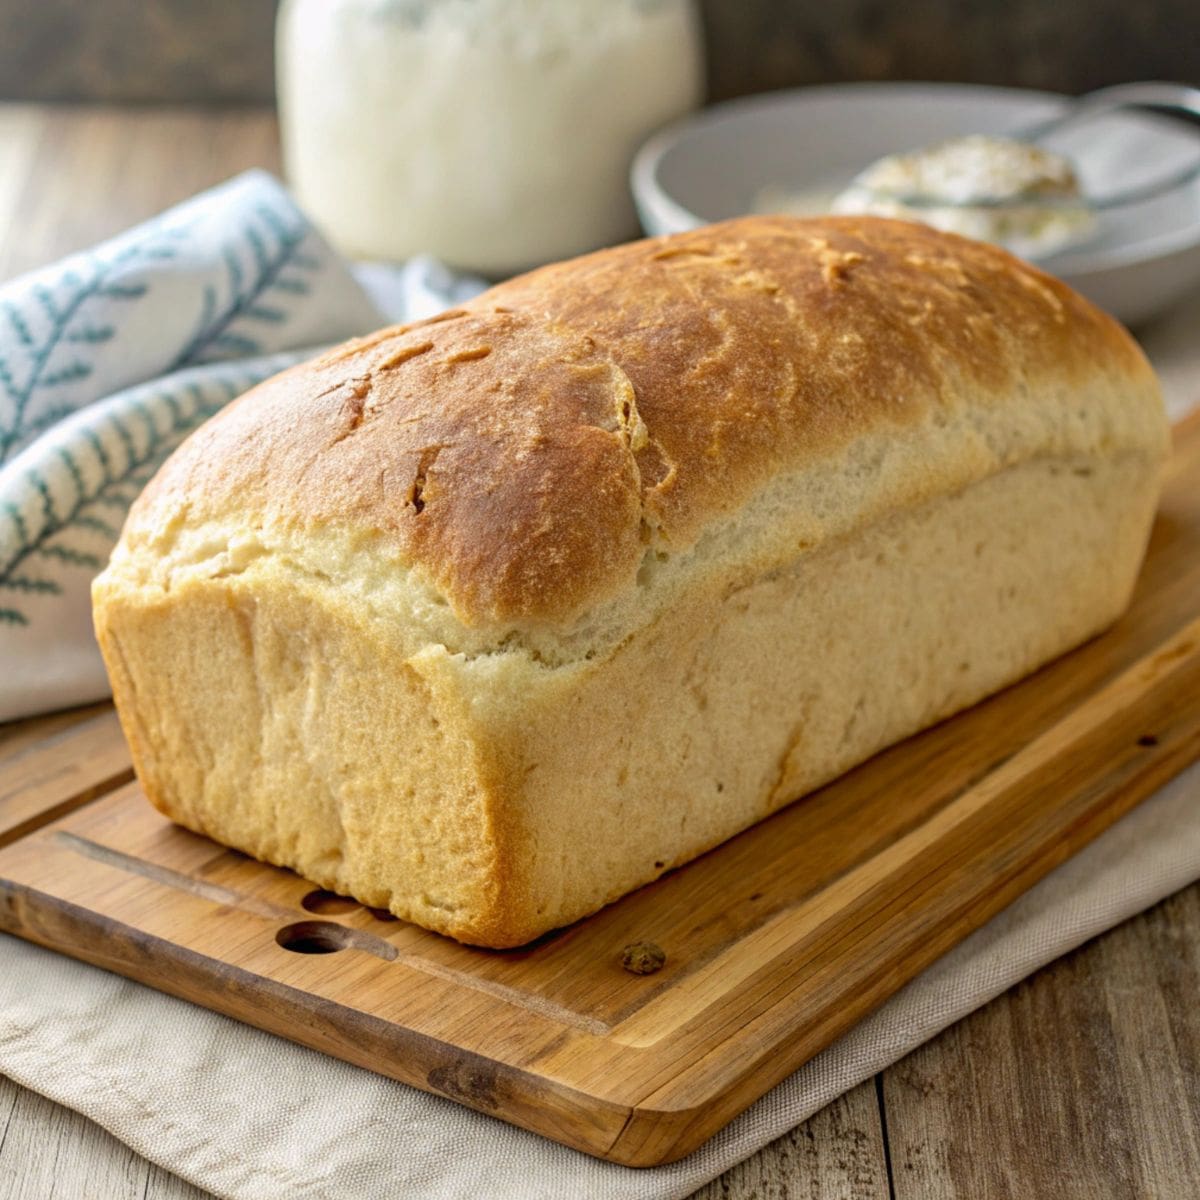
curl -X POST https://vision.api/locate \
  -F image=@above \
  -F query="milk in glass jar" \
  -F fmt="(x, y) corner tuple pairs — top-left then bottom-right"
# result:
(277, 0), (704, 274)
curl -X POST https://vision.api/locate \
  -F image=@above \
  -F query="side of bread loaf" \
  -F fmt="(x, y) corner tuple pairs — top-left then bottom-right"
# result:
(93, 216), (1168, 947)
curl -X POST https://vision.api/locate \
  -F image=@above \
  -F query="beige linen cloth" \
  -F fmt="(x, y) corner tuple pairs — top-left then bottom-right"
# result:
(2, 301), (1198, 1200)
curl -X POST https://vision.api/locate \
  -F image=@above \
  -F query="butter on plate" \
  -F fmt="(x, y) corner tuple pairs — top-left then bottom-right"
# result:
(829, 135), (1097, 259)
(757, 135), (1097, 261)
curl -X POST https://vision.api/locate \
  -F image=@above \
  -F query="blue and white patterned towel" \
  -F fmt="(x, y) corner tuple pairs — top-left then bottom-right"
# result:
(0, 170), (485, 722)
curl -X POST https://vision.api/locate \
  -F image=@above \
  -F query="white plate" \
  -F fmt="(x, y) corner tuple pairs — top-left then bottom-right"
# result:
(632, 82), (1200, 326)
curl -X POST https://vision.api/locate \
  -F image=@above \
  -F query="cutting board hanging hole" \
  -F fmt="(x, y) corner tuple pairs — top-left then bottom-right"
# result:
(277, 921), (347, 954)
(275, 920), (399, 961)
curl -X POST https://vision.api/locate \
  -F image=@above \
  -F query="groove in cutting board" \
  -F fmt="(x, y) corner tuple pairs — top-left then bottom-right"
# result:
(1, 412), (1199, 1167)
(50, 830), (294, 920)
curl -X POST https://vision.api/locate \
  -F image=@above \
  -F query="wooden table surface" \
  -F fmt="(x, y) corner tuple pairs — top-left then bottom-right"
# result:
(1, 104), (1198, 1200)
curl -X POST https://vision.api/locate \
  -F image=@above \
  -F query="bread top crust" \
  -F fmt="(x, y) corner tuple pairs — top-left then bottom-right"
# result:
(121, 215), (1164, 631)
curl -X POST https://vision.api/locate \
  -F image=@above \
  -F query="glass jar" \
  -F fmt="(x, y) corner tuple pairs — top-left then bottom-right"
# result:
(277, 0), (704, 275)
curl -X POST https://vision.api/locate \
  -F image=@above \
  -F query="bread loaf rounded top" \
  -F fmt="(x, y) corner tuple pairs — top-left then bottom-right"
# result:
(121, 215), (1165, 634)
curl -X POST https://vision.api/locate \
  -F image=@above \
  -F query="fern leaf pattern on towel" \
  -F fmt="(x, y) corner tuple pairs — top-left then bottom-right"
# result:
(0, 356), (301, 629)
(0, 243), (167, 467)
(0, 170), (384, 721)
(0, 172), (373, 468)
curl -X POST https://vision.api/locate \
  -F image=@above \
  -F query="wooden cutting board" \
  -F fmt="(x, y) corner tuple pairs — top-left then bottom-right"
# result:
(3, 412), (1200, 1169)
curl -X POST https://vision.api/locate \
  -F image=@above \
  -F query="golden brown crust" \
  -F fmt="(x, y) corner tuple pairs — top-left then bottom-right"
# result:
(126, 215), (1156, 629)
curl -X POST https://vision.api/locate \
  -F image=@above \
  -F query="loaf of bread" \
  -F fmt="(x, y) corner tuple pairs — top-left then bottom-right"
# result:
(92, 216), (1168, 948)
